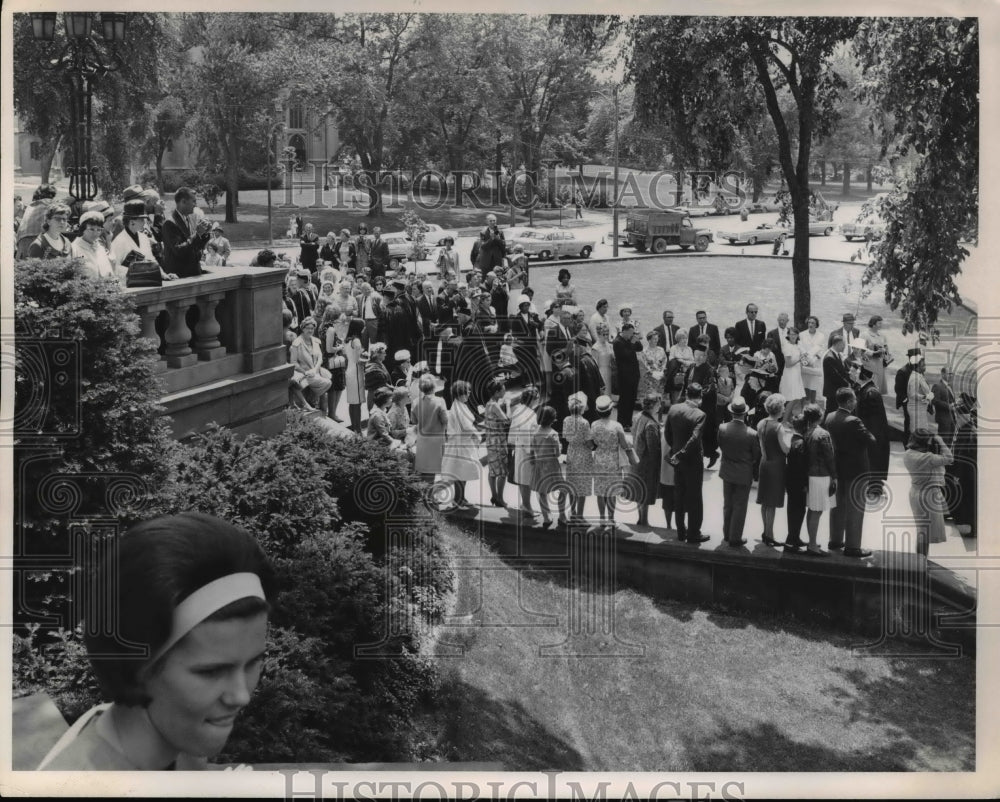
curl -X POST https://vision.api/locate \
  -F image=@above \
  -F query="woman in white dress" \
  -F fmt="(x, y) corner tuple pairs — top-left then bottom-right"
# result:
(798, 315), (826, 403)
(865, 315), (892, 395)
(343, 318), (367, 432)
(906, 358), (933, 433)
(592, 323), (615, 401)
(779, 327), (807, 419)
(440, 380), (482, 511)
(507, 385), (541, 514)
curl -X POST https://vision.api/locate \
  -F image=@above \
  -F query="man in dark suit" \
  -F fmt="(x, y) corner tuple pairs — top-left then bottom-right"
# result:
(368, 227), (390, 279)
(545, 307), (574, 359)
(717, 397), (761, 545)
(453, 299), (492, 407)
(666, 382), (708, 543)
(825, 387), (876, 558)
(510, 295), (543, 386)
(828, 312), (861, 348)
(475, 214), (506, 278)
(733, 303), (767, 352)
(416, 280), (443, 340)
(653, 309), (681, 350)
(570, 331), (605, 421)
(688, 310), (721, 357)
(822, 334), (853, 413)
(161, 186), (211, 278)
(420, 322), (457, 403)
(766, 311), (791, 380)
(612, 323), (643, 431)
(931, 366), (958, 442)
(377, 283), (415, 374)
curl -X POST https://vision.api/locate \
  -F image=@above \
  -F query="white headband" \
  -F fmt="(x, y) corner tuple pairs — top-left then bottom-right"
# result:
(149, 573), (265, 664)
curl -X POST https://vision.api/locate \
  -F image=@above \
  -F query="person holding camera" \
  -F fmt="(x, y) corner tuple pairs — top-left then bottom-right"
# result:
(162, 186), (212, 278)
(475, 214), (506, 279)
(903, 428), (954, 556)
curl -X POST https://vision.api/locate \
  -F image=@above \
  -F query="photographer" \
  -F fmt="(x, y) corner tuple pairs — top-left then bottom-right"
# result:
(162, 186), (212, 278)
(475, 213), (506, 279)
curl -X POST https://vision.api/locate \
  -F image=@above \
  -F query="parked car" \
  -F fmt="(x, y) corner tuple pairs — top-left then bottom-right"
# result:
(804, 217), (837, 237)
(717, 222), (790, 245)
(407, 222), (460, 246)
(605, 228), (630, 247)
(511, 228), (596, 260)
(840, 217), (886, 241)
(383, 232), (428, 269)
(504, 228), (541, 253)
(626, 209), (713, 252)
(747, 195), (784, 213)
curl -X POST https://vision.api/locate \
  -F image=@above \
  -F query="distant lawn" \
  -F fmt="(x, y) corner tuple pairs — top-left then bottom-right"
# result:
(423, 526), (975, 772)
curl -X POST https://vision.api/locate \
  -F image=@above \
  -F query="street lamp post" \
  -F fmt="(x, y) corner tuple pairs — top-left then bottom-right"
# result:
(265, 106), (284, 247)
(29, 12), (128, 201)
(612, 85), (620, 258)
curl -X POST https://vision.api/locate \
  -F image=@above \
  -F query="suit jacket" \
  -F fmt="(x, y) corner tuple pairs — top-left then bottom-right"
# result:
(931, 380), (956, 427)
(612, 335), (643, 385)
(665, 401), (706, 465)
(822, 350), (852, 411)
(653, 323), (681, 350)
(828, 326), (861, 348)
(733, 318), (767, 352)
(765, 327), (792, 376)
(824, 408), (876, 480)
(545, 323), (573, 358)
(718, 419), (761, 485)
(688, 323), (721, 356)
(161, 210), (209, 278)
(369, 238), (390, 273)
(420, 337), (457, 385)
(417, 294), (443, 339)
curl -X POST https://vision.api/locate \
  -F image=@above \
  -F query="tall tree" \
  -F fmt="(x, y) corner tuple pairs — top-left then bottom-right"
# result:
(855, 17), (978, 333)
(627, 17), (861, 326)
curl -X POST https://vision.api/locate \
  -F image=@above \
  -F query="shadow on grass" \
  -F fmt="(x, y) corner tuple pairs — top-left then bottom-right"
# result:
(433, 676), (586, 771)
(682, 720), (917, 772)
(824, 659), (975, 770)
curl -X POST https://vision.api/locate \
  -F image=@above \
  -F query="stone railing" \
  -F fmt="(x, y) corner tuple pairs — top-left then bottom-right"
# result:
(124, 267), (292, 438)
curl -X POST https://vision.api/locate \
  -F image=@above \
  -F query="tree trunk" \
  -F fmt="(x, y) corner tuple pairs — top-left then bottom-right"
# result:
(39, 150), (55, 185)
(225, 161), (239, 223)
(866, 164), (873, 192)
(155, 149), (165, 192)
(820, 160), (826, 186)
(790, 188), (812, 330)
(841, 161), (851, 197)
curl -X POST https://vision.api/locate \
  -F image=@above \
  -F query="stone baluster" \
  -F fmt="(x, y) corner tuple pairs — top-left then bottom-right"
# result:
(137, 304), (168, 372)
(164, 300), (198, 369)
(194, 292), (228, 360)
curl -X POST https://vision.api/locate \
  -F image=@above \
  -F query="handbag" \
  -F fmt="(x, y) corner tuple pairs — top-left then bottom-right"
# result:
(124, 260), (162, 288)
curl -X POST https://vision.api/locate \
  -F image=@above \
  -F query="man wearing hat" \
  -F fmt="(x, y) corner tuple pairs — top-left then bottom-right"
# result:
(717, 397), (761, 546)
(162, 186), (212, 278)
(571, 328), (604, 421)
(390, 349), (412, 388)
(205, 223), (231, 266)
(376, 281), (414, 374)
(829, 313), (861, 349)
(71, 211), (119, 280)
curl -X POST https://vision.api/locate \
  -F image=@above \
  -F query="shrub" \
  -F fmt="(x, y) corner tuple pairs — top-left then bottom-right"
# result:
(161, 170), (282, 193)
(12, 625), (101, 726)
(13, 258), (176, 629)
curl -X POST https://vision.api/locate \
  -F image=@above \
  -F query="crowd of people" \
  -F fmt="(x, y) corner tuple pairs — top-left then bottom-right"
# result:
(17, 183), (977, 555)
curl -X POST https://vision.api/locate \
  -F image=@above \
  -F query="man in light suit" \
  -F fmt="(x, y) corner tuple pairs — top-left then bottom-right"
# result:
(931, 366), (958, 442)
(688, 310), (721, 356)
(733, 303), (767, 352)
(766, 311), (791, 380)
(828, 312), (861, 348)
(666, 382), (708, 543)
(653, 309), (681, 350)
(717, 397), (761, 546)
(824, 387), (876, 558)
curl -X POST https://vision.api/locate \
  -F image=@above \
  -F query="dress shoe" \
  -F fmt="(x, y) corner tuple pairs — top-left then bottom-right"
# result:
(805, 546), (829, 557)
(844, 547), (873, 558)
(706, 454), (719, 470)
(783, 542), (803, 552)
(687, 533), (710, 543)
(762, 536), (781, 547)
(729, 539), (747, 547)
(676, 532), (687, 542)
(827, 542), (845, 551)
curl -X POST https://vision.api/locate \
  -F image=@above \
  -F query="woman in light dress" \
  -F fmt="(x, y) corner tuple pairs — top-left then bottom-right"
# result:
(440, 380), (482, 511)
(483, 377), (511, 507)
(798, 315), (826, 403)
(865, 315), (891, 395)
(902, 428), (954, 556)
(590, 395), (638, 531)
(779, 327), (807, 420)
(561, 392), (595, 520)
(528, 405), (567, 528)
(506, 245), (529, 316)
(343, 318), (367, 433)
(508, 385), (541, 515)
(638, 330), (668, 401)
(289, 316), (332, 415)
(666, 330), (695, 404)
(592, 323), (615, 401)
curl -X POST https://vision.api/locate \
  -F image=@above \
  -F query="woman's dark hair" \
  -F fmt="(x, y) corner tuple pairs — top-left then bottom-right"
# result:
(346, 317), (365, 341)
(536, 405), (557, 428)
(762, 337), (777, 352)
(558, 268), (571, 282)
(802, 403), (823, 425)
(84, 513), (275, 706)
(41, 203), (72, 231)
(868, 315), (883, 328)
(724, 327), (737, 341)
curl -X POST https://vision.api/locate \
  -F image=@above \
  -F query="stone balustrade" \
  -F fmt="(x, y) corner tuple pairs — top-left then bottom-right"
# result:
(124, 266), (292, 438)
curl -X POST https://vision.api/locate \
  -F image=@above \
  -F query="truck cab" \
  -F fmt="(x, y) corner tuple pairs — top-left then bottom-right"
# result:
(626, 209), (713, 253)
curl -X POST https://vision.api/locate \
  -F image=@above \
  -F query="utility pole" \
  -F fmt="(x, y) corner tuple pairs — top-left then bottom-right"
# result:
(612, 85), (620, 258)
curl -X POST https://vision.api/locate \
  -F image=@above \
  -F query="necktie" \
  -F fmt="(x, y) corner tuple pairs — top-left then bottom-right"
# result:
(700, 325), (705, 336)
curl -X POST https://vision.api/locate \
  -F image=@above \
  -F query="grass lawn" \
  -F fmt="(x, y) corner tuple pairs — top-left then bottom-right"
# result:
(423, 525), (975, 772)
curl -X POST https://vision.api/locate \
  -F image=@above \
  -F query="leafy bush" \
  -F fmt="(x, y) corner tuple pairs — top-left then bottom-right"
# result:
(13, 258), (176, 628)
(161, 170), (282, 193)
(13, 626), (101, 726)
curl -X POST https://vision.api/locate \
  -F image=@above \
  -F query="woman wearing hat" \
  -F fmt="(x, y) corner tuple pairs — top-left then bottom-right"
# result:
(562, 392), (595, 520)
(618, 303), (640, 340)
(204, 225), (231, 266)
(111, 200), (179, 282)
(505, 245), (529, 315)
(27, 203), (73, 259)
(591, 394), (639, 531)
(289, 317), (333, 415)
(906, 355), (933, 433)
(903, 428), (954, 555)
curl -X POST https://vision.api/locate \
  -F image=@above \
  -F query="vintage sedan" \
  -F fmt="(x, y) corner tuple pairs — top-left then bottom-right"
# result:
(512, 228), (596, 260)
(406, 222), (460, 246)
(383, 232), (429, 269)
(504, 228), (541, 252)
(805, 217), (837, 237)
(717, 222), (790, 245)
(840, 218), (886, 241)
